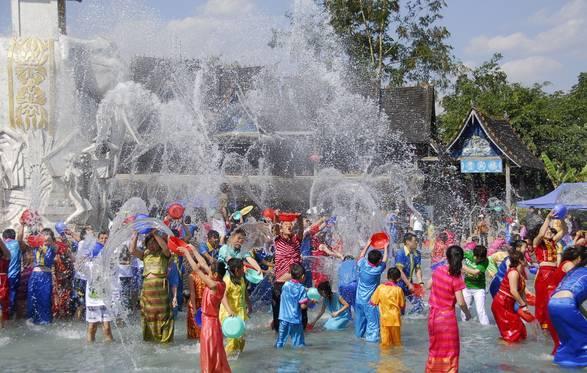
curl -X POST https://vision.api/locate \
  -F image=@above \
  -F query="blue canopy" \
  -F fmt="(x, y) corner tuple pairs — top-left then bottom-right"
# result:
(517, 182), (587, 210)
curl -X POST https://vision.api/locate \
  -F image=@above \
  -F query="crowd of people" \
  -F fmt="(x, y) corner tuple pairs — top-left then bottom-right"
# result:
(0, 201), (586, 372)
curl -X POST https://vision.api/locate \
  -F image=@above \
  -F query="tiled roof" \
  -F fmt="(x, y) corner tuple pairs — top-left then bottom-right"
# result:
(448, 108), (543, 169)
(380, 85), (435, 144)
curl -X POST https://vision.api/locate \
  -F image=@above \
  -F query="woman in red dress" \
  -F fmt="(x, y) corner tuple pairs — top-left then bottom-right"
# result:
(546, 247), (583, 354)
(426, 245), (471, 373)
(491, 250), (528, 343)
(181, 244), (231, 373)
(532, 211), (564, 330)
(187, 271), (205, 340)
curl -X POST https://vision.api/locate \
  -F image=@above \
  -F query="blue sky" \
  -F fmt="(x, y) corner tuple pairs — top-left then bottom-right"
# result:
(1, 0), (584, 91)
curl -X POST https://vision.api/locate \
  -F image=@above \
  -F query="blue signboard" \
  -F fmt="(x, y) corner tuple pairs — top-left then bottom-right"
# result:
(460, 158), (503, 173)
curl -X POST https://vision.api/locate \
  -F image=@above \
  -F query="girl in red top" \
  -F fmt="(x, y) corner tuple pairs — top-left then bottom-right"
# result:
(546, 247), (583, 354)
(181, 245), (231, 373)
(491, 250), (528, 343)
(426, 245), (471, 373)
(533, 211), (564, 331)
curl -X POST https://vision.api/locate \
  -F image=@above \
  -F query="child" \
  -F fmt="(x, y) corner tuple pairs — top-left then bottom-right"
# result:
(85, 241), (113, 343)
(370, 268), (405, 347)
(355, 240), (388, 342)
(308, 281), (351, 331)
(219, 258), (249, 358)
(275, 263), (309, 348)
(182, 245), (231, 373)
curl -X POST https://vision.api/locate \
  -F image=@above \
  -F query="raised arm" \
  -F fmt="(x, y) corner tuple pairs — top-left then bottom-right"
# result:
(533, 213), (552, 247)
(129, 232), (144, 260)
(382, 243), (389, 264)
(357, 240), (371, 260)
(295, 214), (304, 241)
(153, 233), (170, 257)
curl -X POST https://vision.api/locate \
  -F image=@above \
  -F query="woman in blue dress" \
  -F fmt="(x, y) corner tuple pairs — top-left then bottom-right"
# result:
(548, 247), (587, 368)
(25, 228), (57, 325)
(308, 281), (351, 331)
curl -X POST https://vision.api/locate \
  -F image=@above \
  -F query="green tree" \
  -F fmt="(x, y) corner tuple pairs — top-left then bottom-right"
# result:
(319, 0), (457, 89)
(541, 153), (587, 187)
(439, 54), (587, 171)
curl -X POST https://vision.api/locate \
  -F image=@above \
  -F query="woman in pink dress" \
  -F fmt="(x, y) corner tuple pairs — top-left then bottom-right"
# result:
(426, 245), (471, 373)
(181, 245), (231, 373)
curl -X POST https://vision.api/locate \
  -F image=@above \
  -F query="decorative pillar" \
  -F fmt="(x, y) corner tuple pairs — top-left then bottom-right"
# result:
(505, 159), (511, 209)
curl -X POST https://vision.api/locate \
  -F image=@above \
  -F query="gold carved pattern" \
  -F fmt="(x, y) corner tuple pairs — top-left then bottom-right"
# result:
(7, 37), (54, 131)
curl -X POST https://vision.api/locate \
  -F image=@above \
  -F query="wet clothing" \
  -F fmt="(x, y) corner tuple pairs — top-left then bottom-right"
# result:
(219, 276), (248, 354)
(426, 265), (466, 373)
(141, 252), (174, 343)
(28, 245), (56, 324)
(53, 242), (74, 319)
(5, 239), (21, 316)
(491, 268), (526, 343)
(546, 261), (573, 354)
(549, 267), (587, 367)
(274, 235), (302, 282)
(218, 244), (250, 265)
(338, 260), (357, 309)
(323, 292), (351, 331)
(200, 280), (231, 373)
(535, 265), (557, 329)
(15, 266), (32, 319)
(187, 273), (205, 340)
(0, 258), (9, 320)
(276, 279), (308, 348)
(355, 256), (386, 342)
(371, 281), (404, 346)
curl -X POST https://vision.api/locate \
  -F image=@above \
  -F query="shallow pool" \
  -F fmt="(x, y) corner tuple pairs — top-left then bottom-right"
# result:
(0, 300), (563, 373)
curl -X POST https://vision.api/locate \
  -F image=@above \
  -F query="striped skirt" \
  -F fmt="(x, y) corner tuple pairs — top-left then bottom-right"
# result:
(141, 277), (174, 343)
(426, 307), (460, 373)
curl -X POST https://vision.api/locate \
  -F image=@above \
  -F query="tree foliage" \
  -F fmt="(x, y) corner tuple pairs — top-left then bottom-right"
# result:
(319, 0), (457, 89)
(440, 54), (587, 171)
(541, 153), (587, 187)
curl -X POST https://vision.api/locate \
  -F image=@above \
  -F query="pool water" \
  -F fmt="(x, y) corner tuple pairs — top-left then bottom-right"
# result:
(0, 301), (563, 373)
(0, 258), (565, 372)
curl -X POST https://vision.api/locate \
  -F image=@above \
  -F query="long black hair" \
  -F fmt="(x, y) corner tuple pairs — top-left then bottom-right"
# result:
(473, 245), (488, 265)
(211, 260), (227, 279)
(567, 247), (587, 273)
(446, 245), (464, 276)
(317, 281), (333, 303)
(227, 258), (244, 285)
(561, 246), (581, 262)
(508, 250), (525, 268)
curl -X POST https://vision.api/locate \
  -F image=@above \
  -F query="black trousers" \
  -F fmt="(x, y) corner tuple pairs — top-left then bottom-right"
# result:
(272, 281), (307, 332)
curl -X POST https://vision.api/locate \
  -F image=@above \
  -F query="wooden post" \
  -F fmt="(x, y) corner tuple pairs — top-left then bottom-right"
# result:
(505, 159), (511, 209)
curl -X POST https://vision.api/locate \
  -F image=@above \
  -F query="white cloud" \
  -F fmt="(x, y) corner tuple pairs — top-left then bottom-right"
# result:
(465, 0), (586, 56)
(200, 0), (255, 17)
(501, 56), (562, 85)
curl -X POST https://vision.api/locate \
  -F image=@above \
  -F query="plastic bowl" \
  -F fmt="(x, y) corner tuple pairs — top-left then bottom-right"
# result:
(370, 232), (390, 249)
(55, 222), (67, 235)
(195, 308), (202, 327)
(167, 236), (187, 256)
(245, 268), (263, 284)
(134, 214), (153, 234)
(222, 316), (245, 338)
(27, 235), (45, 248)
(307, 287), (321, 301)
(262, 208), (275, 220)
(553, 204), (568, 219)
(168, 203), (185, 219)
(240, 205), (254, 216)
(279, 212), (300, 222)
(412, 283), (425, 298)
(517, 308), (536, 323)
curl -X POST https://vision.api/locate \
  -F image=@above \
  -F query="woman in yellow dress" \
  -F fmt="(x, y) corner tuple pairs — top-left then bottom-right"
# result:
(219, 258), (249, 357)
(130, 231), (174, 343)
